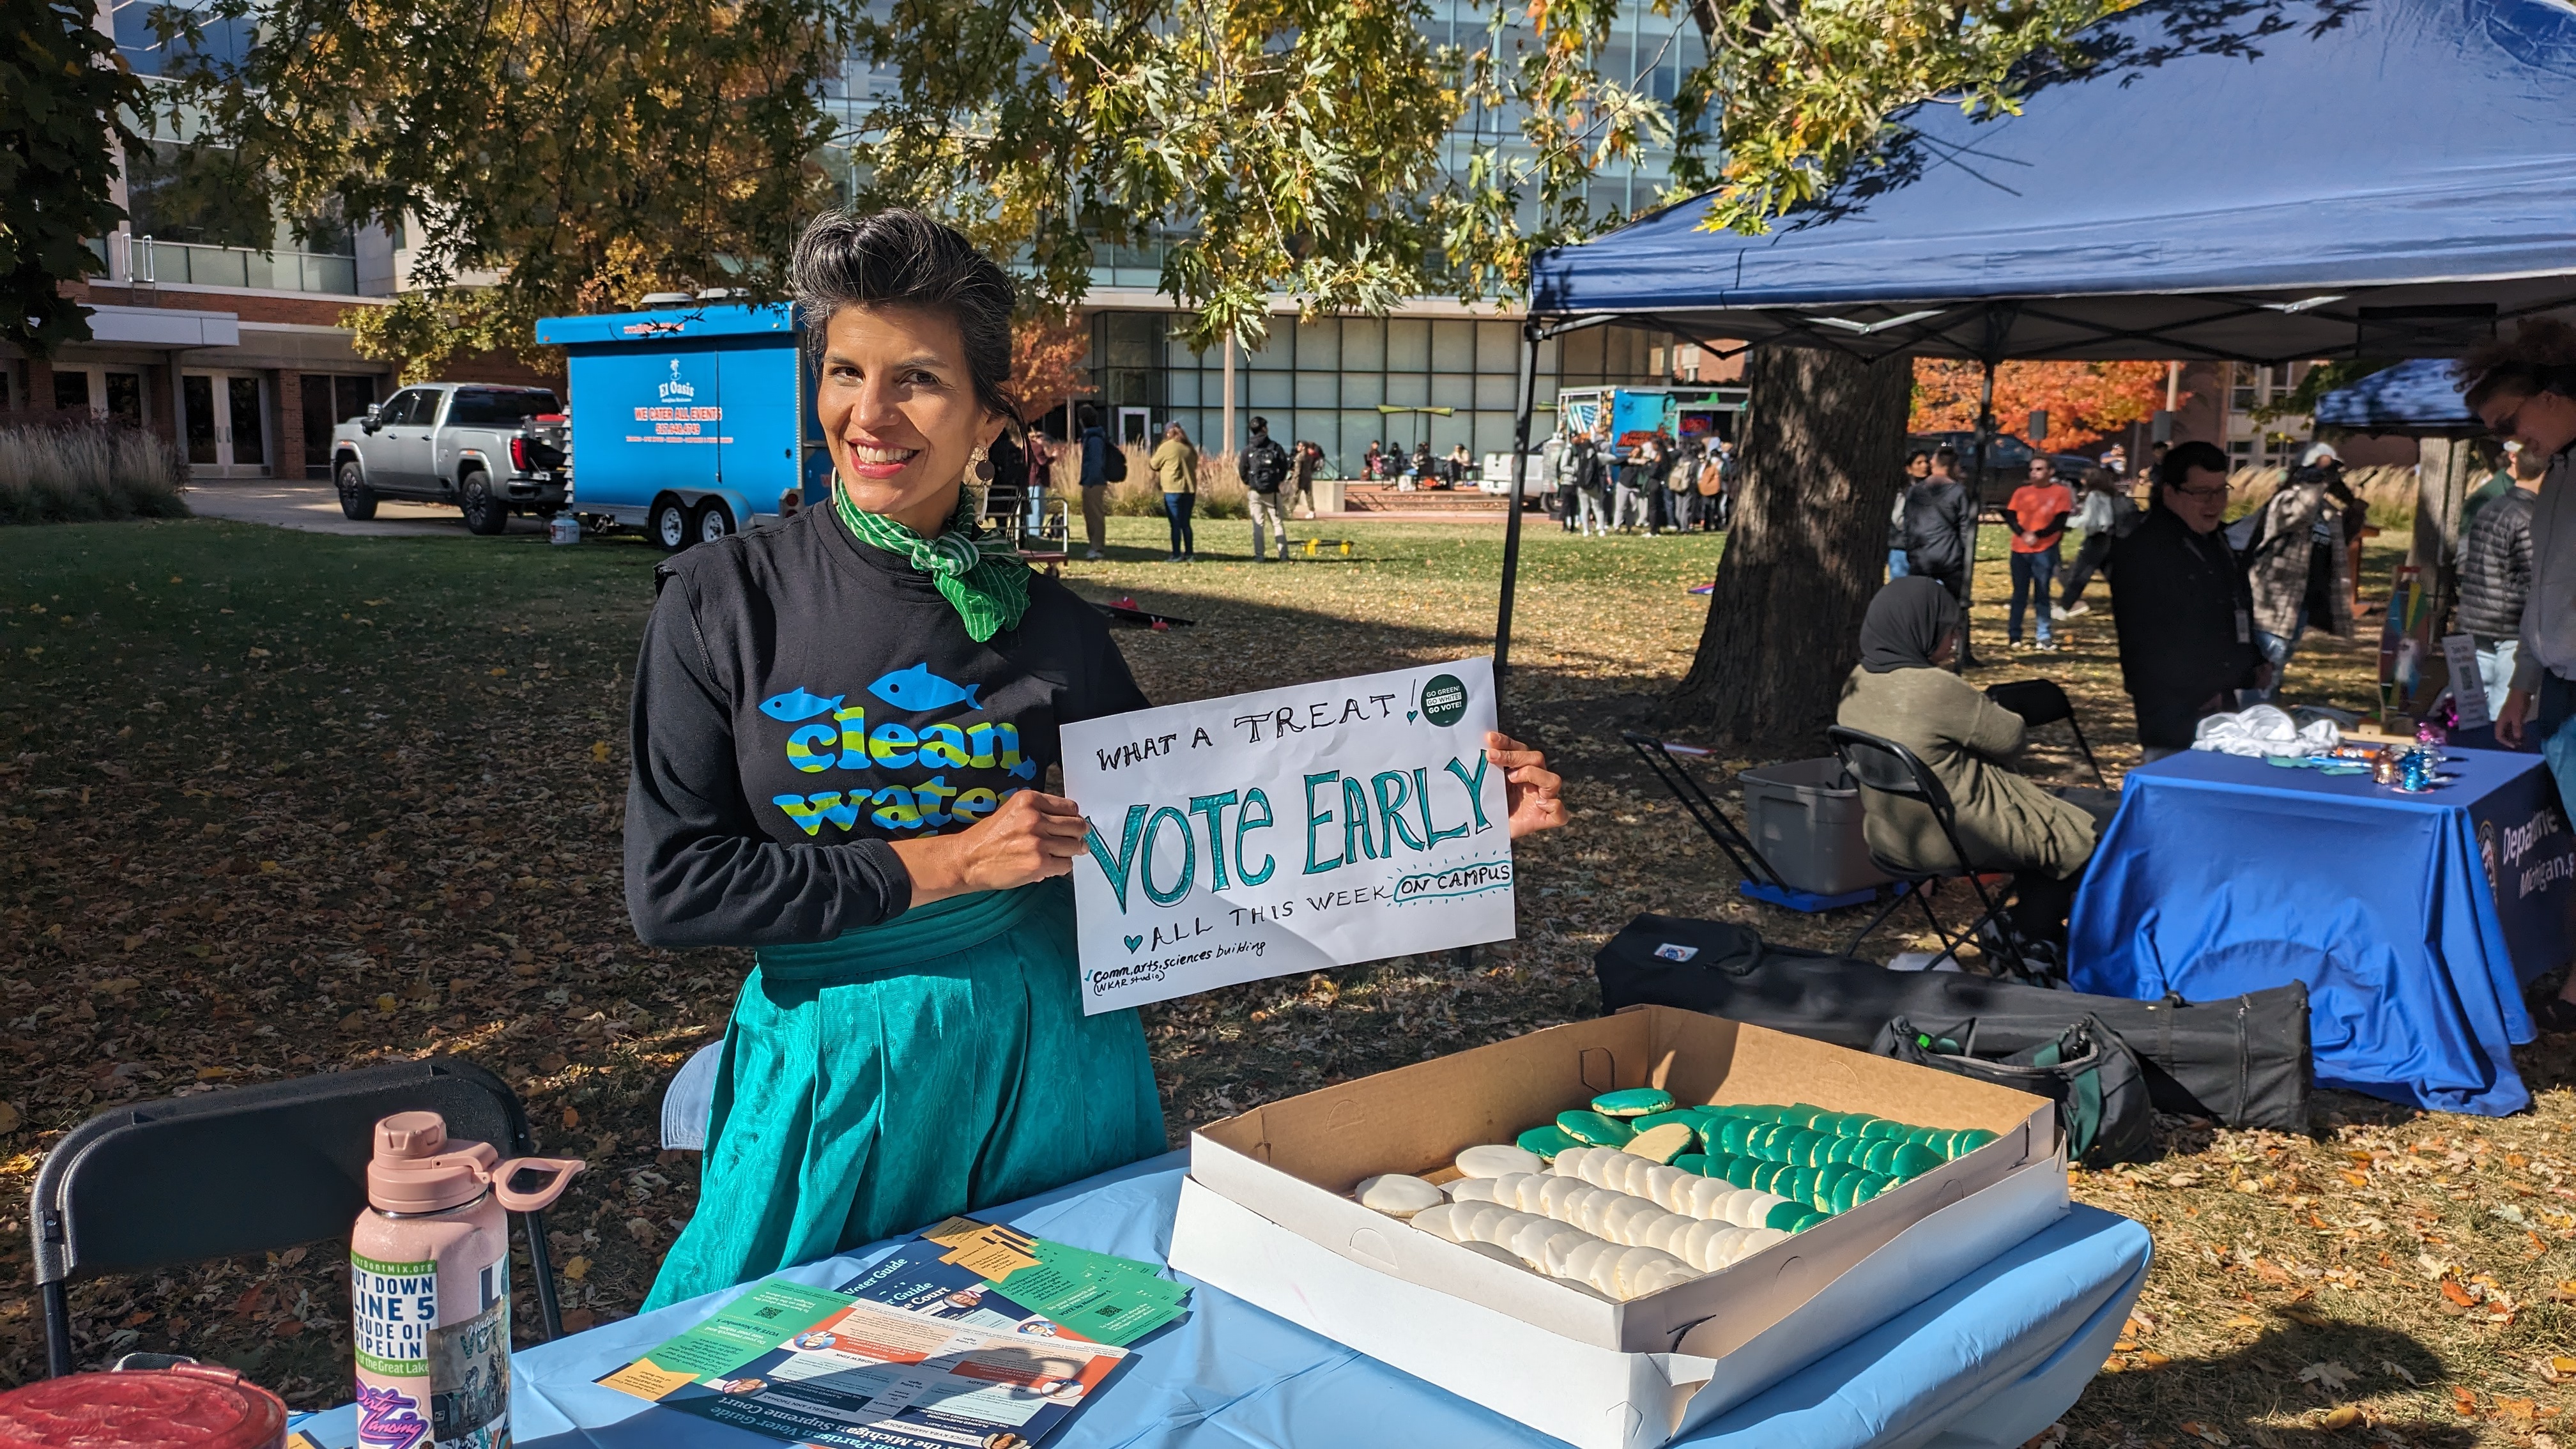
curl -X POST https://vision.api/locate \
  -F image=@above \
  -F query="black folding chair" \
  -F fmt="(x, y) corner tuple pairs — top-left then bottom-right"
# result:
(1619, 731), (1788, 892)
(1984, 678), (2106, 787)
(1825, 724), (2048, 983)
(31, 1058), (567, 1377)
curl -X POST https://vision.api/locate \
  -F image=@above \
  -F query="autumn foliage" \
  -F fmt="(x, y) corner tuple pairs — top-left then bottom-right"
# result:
(1910, 360), (2177, 450)
(1006, 310), (1094, 425)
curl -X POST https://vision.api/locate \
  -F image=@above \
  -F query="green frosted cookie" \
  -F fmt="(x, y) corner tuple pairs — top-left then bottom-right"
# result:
(1591, 1087), (1675, 1118)
(1558, 1110), (1635, 1147)
(1890, 1142), (1942, 1178)
(1764, 1199), (1811, 1230)
(1860, 1117), (1907, 1140)
(1861, 1139), (1900, 1174)
(1851, 1170), (1892, 1204)
(1951, 1128), (2000, 1158)
(1632, 1109), (1702, 1135)
(1517, 1124), (1579, 1161)
(1787, 1209), (1830, 1232)
(1671, 1153), (1710, 1176)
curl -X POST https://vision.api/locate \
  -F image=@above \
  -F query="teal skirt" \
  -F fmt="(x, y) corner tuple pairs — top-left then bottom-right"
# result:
(643, 878), (1165, 1310)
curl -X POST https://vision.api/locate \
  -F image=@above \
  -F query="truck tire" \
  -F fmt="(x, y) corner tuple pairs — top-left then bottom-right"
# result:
(694, 499), (735, 546)
(651, 496), (691, 551)
(335, 459), (378, 521)
(460, 470), (510, 535)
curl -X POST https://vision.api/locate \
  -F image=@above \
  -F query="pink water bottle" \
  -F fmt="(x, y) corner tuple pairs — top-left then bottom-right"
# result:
(350, 1112), (583, 1449)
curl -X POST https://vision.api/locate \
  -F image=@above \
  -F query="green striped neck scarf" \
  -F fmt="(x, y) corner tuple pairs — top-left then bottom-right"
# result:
(831, 480), (1030, 643)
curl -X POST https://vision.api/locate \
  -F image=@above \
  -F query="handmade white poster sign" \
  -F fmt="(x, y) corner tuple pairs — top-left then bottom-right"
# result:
(1061, 658), (1514, 1014)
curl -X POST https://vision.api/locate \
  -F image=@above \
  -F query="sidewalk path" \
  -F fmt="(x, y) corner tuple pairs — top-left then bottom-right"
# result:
(183, 480), (548, 538)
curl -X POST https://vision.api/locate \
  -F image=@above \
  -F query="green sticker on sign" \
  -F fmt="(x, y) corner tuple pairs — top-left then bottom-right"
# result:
(1420, 673), (1468, 726)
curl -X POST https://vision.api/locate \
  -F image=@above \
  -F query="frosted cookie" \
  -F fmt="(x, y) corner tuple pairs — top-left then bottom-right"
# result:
(1624, 1122), (1698, 1165)
(1557, 1110), (1635, 1147)
(1356, 1174), (1445, 1218)
(1590, 1087), (1676, 1118)
(1457, 1144), (1547, 1179)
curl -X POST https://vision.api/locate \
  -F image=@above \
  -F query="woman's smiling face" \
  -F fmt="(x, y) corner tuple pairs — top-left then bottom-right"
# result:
(815, 303), (1007, 535)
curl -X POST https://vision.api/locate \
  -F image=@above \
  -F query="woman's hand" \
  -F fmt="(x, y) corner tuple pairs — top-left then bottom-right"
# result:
(893, 790), (1091, 907)
(1487, 731), (1568, 839)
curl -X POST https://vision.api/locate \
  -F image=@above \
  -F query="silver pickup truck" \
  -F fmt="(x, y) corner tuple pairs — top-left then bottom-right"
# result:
(330, 382), (571, 534)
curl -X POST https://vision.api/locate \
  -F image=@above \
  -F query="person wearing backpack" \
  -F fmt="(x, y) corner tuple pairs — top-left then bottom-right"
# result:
(1240, 416), (1292, 562)
(2056, 466), (2137, 617)
(1077, 406), (1125, 560)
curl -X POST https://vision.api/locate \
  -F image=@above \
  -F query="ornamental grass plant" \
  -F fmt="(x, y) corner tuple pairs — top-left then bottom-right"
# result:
(0, 420), (191, 525)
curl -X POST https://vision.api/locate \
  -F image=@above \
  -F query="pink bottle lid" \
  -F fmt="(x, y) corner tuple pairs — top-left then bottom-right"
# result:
(367, 1112), (586, 1215)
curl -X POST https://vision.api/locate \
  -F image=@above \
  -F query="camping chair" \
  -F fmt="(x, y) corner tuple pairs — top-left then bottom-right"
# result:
(1984, 678), (2107, 787)
(1618, 731), (1788, 894)
(1825, 725), (2050, 984)
(31, 1059), (567, 1377)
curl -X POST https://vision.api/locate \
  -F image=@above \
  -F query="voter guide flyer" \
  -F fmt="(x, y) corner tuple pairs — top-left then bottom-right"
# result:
(1061, 656), (1514, 1014)
(598, 1276), (1124, 1449)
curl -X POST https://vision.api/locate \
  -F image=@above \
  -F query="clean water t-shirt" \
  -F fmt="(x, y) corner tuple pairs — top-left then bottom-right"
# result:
(625, 504), (1148, 948)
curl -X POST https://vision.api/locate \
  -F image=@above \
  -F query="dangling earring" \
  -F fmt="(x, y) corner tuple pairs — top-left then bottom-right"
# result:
(968, 445), (995, 487)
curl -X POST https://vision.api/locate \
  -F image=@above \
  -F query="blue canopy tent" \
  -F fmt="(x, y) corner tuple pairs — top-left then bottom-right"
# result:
(1485, 0), (2576, 674)
(2313, 358), (2484, 436)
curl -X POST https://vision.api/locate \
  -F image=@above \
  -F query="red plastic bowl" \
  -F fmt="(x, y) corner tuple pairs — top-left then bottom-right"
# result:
(0, 1365), (286, 1449)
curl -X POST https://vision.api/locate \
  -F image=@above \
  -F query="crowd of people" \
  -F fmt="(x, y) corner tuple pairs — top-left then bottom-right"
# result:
(1542, 421), (1736, 535)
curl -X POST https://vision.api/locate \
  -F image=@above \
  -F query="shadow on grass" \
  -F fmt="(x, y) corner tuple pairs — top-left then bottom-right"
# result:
(2073, 1319), (2474, 1448)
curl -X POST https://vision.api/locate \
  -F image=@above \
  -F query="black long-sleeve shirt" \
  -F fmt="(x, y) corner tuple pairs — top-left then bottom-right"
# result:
(624, 505), (1149, 949)
(1902, 479), (1977, 577)
(2107, 503), (2261, 749)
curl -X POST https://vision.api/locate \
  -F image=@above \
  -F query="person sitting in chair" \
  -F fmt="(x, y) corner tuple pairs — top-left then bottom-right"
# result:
(1836, 576), (2108, 950)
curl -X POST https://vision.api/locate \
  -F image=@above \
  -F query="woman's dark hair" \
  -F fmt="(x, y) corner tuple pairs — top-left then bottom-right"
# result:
(2458, 318), (2576, 414)
(791, 208), (1017, 423)
(2157, 440), (2230, 488)
(1904, 447), (1930, 464)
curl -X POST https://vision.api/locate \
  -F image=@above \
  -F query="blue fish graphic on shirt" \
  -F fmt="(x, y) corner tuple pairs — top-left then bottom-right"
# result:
(1006, 758), (1036, 780)
(760, 687), (845, 722)
(868, 663), (982, 713)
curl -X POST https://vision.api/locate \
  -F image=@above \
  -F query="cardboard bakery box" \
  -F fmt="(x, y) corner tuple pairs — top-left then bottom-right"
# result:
(1167, 1006), (2067, 1448)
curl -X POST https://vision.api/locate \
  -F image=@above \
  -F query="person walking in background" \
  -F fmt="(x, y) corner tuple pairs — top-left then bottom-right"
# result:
(1150, 422), (1197, 562)
(2109, 441), (2266, 758)
(1021, 427), (1055, 542)
(1075, 407), (1114, 560)
(1240, 415), (1292, 562)
(1696, 438), (1728, 530)
(1289, 439), (1321, 519)
(1650, 427), (1683, 533)
(1575, 422), (1613, 537)
(1889, 448), (1930, 579)
(2004, 457), (2074, 652)
(1902, 446), (1977, 617)
(2242, 442), (2354, 698)
(2457, 443), (2545, 726)
(1614, 434), (1653, 532)
(2056, 466), (2138, 618)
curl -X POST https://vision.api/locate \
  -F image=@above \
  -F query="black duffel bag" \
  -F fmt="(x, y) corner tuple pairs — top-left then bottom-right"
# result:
(1595, 913), (2310, 1133)
(1874, 1013), (2158, 1165)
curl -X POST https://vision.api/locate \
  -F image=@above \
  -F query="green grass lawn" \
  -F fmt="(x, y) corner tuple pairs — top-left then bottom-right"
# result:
(5, 514), (2575, 1447)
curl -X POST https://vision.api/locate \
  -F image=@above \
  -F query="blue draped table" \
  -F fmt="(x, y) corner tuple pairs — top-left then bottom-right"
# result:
(2069, 746), (2576, 1115)
(289, 1153), (2149, 1449)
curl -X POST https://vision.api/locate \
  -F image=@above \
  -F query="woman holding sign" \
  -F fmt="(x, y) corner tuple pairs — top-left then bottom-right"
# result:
(625, 209), (1566, 1308)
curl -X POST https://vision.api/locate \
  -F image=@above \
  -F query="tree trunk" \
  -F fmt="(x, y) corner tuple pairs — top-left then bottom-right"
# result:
(1664, 345), (1914, 742)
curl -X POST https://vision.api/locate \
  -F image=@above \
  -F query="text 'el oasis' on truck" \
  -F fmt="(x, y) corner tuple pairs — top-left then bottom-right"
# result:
(535, 300), (822, 552)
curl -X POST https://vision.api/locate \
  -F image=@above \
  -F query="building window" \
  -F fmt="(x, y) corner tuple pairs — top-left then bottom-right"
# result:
(54, 372), (92, 412)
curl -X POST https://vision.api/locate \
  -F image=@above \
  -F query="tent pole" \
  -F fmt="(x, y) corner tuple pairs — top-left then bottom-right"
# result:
(1495, 323), (1541, 684)
(1960, 355), (1997, 670)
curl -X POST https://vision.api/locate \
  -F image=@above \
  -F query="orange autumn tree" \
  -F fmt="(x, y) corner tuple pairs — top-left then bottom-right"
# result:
(1006, 310), (1093, 430)
(1910, 360), (2175, 450)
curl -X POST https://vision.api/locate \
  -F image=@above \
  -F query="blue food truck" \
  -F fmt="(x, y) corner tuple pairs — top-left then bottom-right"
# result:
(534, 301), (830, 549)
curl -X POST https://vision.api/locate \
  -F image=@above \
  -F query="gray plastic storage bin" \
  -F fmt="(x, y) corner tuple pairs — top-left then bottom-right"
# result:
(1738, 756), (1892, 896)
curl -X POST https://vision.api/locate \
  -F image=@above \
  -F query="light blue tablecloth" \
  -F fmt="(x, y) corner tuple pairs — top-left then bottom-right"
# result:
(293, 1152), (2148, 1449)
